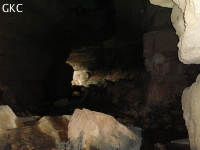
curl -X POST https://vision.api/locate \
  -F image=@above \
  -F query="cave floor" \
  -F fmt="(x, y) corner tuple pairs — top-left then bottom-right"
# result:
(37, 96), (190, 150)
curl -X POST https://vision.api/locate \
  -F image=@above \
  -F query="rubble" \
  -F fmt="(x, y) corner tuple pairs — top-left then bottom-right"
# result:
(0, 105), (191, 150)
(0, 126), (55, 149)
(35, 115), (71, 141)
(0, 105), (24, 129)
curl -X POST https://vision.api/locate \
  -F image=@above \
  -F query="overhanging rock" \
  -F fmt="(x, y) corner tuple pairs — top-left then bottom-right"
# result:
(149, 0), (200, 64)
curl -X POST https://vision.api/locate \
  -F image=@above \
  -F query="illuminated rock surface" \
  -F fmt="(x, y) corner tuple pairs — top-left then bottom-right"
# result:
(182, 74), (200, 150)
(35, 115), (71, 141)
(0, 105), (23, 129)
(68, 108), (142, 150)
(149, 0), (200, 64)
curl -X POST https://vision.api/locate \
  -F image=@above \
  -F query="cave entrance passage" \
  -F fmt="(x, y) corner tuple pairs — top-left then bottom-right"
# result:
(66, 40), (144, 87)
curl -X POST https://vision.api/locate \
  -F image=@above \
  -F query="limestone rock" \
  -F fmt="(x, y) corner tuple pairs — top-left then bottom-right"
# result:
(146, 75), (187, 105)
(143, 29), (189, 105)
(182, 74), (200, 150)
(18, 116), (41, 126)
(0, 126), (55, 149)
(150, 0), (200, 64)
(35, 115), (71, 142)
(68, 108), (142, 150)
(0, 105), (23, 129)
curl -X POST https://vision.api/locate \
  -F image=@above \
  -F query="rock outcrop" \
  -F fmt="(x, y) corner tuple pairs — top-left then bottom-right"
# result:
(67, 39), (143, 86)
(0, 105), (141, 150)
(149, 0), (200, 64)
(35, 115), (70, 141)
(68, 108), (142, 150)
(182, 74), (200, 150)
(0, 105), (23, 129)
(148, 1), (200, 150)
(143, 29), (189, 105)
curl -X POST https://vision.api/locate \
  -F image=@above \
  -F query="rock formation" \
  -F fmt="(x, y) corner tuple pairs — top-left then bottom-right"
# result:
(182, 75), (200, 150)
(149, 0), (200, 149)
(0, 105), (23, 129)
(68, 108), (142, 150)
(149, 0), (200, 64)
(0, 105), (142, 150)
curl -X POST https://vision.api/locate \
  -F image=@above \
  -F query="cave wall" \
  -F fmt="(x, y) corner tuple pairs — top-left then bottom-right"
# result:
(67, 39), (143, 86)
(143, 2), (199, 117)
(150, 0), (200, 64)
(148, 0), (200, 149)
(182, 75), (200, 150)
(143, 29), (187, 105)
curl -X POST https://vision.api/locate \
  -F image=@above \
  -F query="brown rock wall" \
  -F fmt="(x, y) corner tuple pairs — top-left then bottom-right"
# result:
(144, 29), (199, 106)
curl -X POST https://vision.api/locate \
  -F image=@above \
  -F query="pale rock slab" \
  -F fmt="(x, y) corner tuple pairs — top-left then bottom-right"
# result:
(0, 105), (23, 129)
(182, 74), (200, 150)
(68, 108), (142, 150)
(35, 115), (71, 142)
(149, 0), (200, 64)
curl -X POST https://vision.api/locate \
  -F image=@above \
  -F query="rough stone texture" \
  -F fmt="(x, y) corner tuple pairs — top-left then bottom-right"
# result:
(143, 29), (189, 105)
(149, 0), (200, 64)
(0, 105), (24, 129)
(148, 1), (200, 150)
(68, 108), (142, 150)
(67, 39), (143, 86)
(0, 126), (56, 149)
(182, 74), (200, 150)
(35, 115), (71, 142)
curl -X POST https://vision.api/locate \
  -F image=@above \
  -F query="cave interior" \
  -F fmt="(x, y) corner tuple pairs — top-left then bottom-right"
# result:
(0, 0), (199, 149)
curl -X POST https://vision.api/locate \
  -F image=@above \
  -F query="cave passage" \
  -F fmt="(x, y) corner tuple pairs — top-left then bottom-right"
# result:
(0, 0), (199, 149)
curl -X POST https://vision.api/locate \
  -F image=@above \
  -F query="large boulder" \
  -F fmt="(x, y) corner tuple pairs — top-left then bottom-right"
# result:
(149, 0), (200, 64)
(182, 74), (200, 150)
(68, 108), (142, 150)
(35, 115), (71, 142)
(0, 105), (23, 129)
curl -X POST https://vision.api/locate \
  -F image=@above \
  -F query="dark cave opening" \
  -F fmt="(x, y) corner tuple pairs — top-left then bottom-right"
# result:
(0, 0), (199, 149)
